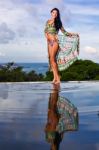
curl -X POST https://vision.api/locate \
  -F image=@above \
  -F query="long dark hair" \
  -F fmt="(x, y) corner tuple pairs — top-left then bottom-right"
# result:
(51, 8), (62, 32)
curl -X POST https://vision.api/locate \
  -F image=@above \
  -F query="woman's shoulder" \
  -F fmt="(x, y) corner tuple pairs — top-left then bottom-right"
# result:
(45, 20), (49, 25)
(47, 19), (54, 24)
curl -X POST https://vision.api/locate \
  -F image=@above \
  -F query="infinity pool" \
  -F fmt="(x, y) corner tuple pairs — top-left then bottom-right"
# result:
(0, 81), (99, 150)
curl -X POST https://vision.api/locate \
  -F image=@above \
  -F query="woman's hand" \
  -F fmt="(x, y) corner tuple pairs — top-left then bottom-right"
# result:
(65, 32), (74, 37)
(69, 33), (79, 37)
(67, 33), (73, 37)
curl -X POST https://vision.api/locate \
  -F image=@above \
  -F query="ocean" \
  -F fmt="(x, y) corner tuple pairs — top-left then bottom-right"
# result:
(0, 62), (49, 75)
(16, 62), (49, 74)
(16, 63), (48, 74)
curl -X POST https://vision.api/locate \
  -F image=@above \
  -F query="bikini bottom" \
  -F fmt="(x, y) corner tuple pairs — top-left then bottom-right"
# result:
(48, 39), (58, 47)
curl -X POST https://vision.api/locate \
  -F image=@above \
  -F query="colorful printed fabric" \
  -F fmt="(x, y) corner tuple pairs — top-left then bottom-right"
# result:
(45, 131), (56, 143)
(56, 34), (79, 71)
(44, 21), (58, 35)
(56, 96), (79, 133)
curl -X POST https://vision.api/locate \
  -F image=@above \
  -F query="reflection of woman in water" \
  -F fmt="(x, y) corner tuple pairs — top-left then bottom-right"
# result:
(45, 84), (78, 150)
(45, 84), (62, 150)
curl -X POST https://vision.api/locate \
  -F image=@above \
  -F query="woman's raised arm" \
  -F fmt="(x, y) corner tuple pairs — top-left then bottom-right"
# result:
(60, 26), (79, 37)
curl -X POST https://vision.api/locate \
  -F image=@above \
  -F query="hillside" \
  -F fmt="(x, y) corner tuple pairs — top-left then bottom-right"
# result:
(45, 59), (99, 81)
(0, 60), (99, 82)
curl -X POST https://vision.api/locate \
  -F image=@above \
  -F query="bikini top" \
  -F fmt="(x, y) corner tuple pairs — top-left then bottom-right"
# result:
(44, 20), (58, 35)
(44, 20), (69, 36)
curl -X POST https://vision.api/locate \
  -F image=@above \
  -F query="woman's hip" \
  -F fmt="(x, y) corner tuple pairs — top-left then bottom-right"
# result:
(48, 39), (58, 47)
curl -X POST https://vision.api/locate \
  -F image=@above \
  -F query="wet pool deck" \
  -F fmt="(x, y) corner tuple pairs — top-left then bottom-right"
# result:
(0, 81), (99, 150)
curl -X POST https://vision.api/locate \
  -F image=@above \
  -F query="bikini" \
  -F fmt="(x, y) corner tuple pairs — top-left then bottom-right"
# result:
(44, 21), (58, 46)
(44, 21), (68, 47)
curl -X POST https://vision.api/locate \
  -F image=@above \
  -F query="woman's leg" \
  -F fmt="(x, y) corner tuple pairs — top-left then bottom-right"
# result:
(48, 40), (60, 84)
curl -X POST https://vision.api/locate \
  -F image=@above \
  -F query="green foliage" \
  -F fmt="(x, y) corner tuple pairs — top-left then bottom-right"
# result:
(0, 62), (25, 82)
(0, 60), (99, 82)
(43, 71), (53, 81)
(0, 62), (44, 82)
(44, 59), (99, 81)
(26, 71), (43, 81)
(94, 75), (99, 80)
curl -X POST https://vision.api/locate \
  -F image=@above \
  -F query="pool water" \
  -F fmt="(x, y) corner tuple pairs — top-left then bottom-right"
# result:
(0, 81), (99, 150)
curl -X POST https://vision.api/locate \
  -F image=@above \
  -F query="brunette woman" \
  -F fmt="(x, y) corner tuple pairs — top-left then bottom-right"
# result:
(44, 8), (75, 84)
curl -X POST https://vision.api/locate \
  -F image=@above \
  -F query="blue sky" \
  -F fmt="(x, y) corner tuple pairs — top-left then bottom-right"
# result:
(0, 0), (99, 63)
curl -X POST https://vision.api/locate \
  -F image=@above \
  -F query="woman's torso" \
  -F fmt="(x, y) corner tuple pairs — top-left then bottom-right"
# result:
(45, 20), (58, 41)
(47, 33), (58, 41)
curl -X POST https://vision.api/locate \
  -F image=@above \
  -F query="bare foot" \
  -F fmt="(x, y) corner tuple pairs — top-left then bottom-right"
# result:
(54, 76), (61, 84)
(54, 80), (60, 84)
(52, 79), (57, 84)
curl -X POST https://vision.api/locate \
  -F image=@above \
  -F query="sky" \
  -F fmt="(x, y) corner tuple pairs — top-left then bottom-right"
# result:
(0, 0), (99, 63)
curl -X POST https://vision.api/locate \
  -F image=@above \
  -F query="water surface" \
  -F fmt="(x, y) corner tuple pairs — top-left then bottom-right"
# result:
(0, 81), (99, 150)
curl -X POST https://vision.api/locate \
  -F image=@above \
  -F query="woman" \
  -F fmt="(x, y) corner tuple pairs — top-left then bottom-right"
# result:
(45, 84), (63, 150)
(45, 84), (79, 150)
(44, 8), (76, 84)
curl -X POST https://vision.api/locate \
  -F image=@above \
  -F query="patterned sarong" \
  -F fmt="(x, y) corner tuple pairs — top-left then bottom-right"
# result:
(56, 34), (79, 71)
(56, 96), (79, 133)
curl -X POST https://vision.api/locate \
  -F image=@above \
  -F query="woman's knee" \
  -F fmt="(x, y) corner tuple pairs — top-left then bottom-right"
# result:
(50, 60), (57, 69)
(50, 57), (56, 64)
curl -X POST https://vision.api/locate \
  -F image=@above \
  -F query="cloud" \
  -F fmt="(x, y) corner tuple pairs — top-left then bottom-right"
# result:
(0, 22), (15, 44)
(0, 52), (5, 57)
(84, 46), (97, 54)
(0, 0), (99, 63)
(46, 0), (62, 2)
(67, 4), (99, 16)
